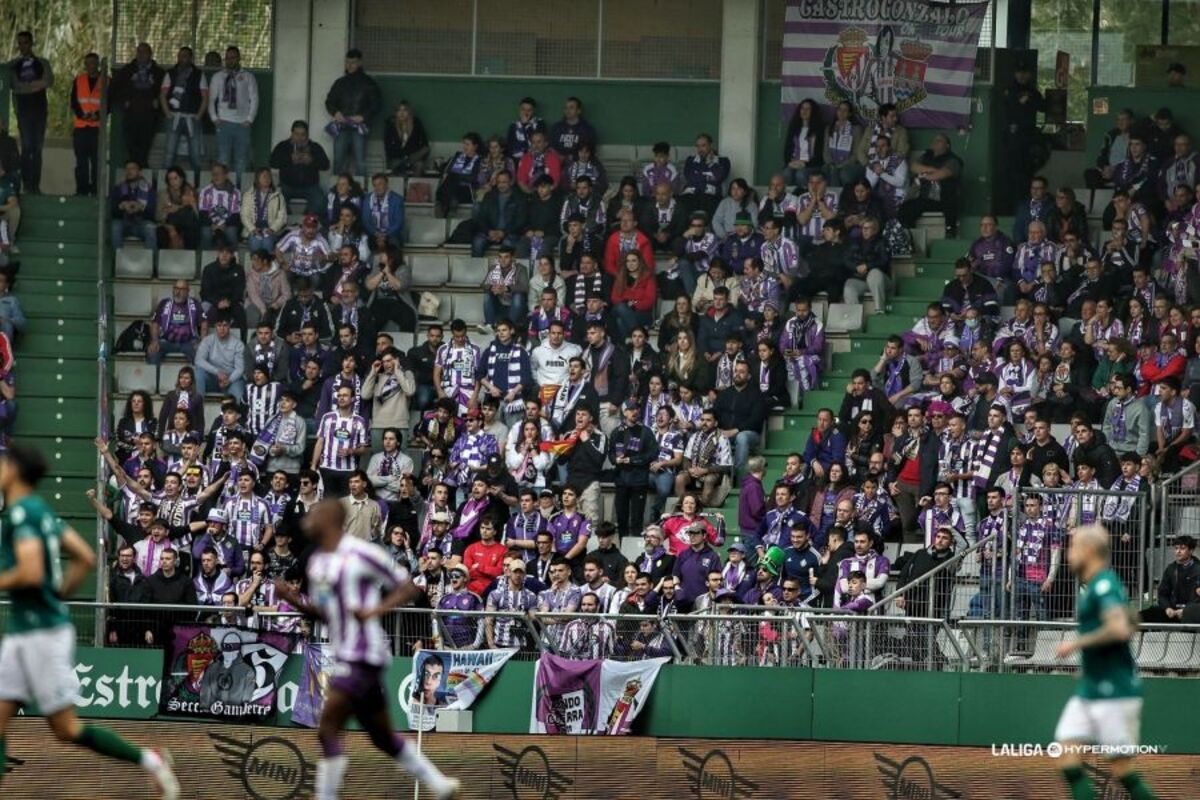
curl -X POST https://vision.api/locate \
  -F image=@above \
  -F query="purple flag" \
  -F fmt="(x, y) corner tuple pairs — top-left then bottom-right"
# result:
(530, 653), (667, 735)
(781, 0), (990, 128)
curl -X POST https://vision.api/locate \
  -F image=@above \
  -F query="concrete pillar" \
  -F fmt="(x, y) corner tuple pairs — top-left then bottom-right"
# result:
(271, 0), (314, 147)
(718, 0), (763, 183)
(307, 0), (352, 135)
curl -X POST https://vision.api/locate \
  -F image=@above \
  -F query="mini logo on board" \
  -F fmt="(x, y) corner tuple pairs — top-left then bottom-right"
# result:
(494, 744), (573, 800)
(210, 732), (315, 800)
(679, 747), (759, 800)
(875, 752), (962, 800)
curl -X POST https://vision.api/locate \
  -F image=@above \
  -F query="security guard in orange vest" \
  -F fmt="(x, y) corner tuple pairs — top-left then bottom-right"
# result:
(70, 52), (104, 196)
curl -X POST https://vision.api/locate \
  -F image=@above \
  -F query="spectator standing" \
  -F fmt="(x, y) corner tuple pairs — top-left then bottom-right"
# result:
(70, 52), (103, 196)
(681, 134), (731, 218)
(548, 96), (596, 159)
(714, 361), (767, 474)
(270, 120), (330, 215)
(311, 384), (370, 496)
(1140, 535), (1200, 623)
(383, 101), (430, 176)
(240, 167), (288, 251)
(111, 42), (163, 168)
(363, 349), (416, 445)
(323, 49), (382, 176)
(208, 45), (258, 184)
(608, 399), (657, 540)
(506, 96), (544, 162)
(159, 46), (208, 172)
(9, 30), (53, 192)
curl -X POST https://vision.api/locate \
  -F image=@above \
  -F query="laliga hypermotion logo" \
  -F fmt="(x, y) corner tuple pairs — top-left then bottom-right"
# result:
(821, 25), (932, 120)
(875, 752), (962, 800)
(210, 732), (315, 800)
(494, 744), (573, 800)
(679, 747), (758, 800)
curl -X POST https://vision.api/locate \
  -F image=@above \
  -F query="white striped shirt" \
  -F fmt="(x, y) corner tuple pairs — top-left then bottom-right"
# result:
(133, 536), (171, 576)
(223, 494), (273, 548)
(316, 410), (369, 472)
(276, 230), (332, 277)
(244, 381), (282, 435)
(308, 535), (404, 666)
(795, 191), (839, 239)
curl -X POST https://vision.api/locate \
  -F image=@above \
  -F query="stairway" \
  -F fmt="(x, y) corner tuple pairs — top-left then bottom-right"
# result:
(12, 194), (104, 599)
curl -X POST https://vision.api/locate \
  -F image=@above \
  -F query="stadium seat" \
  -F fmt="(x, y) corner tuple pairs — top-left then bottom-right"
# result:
(408, 216), (447, 246)
(1136, 631), (1169, 668)
(448, 255), (490, 288)
(116, 358), (156, 394)
(409, 254), (450, 287)
(115, 248), (154, 278)
(157, 360), (186, 394)
(447, 293), (485, 326)
(158, 250), (198, 279)
(1159, 632), (1198, 670)
(113, 282), (153, 317)
(825, 303), (864, 333)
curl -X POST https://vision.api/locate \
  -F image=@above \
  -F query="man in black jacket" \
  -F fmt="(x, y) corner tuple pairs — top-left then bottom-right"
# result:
(838, 368), (894, 437)
(1141, 535), (1200, 623)
(1071, 422), (1120, 487)
(797, 217), (853, 301)
(517, 175), (562, 259)
(108, 545), (149, 645)
(200, 243), (247, 332)
(471, 171), (527, 257)
(562, 407), (608, 524)
(269, 120), (331, 214)
(324, 48), (382, 175)
(407, 324), (443, 412)
(143, 547), (198, 645)
(895, 526), (957, 619)
(110, 41), (165, 168)
(609, 399), (659, 540)
(584, 320), (630, 434)
(713, 360), (766, 476)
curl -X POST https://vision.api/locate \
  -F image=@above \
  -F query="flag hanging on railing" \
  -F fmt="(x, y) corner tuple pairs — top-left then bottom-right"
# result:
(781, 0), (989, 128)
(159, 624), (295, 722)
(402, 648), (517, 731)
(529, 653), (668, 735)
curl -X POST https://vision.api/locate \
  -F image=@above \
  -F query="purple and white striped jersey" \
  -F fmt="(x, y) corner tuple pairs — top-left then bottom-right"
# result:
(435, 339), (482, 411)
(794, 191), (839, 239)
(244, 381), (283, 435)
(308, 535), (404, 667)
(276, 230), (332, 277)
(316, 410), (369, 472)
(199, 182), (241, 226)
(223, 494), (273, 548)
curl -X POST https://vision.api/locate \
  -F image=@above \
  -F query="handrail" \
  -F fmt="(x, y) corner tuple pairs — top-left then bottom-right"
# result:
(94, 56), (113, 646)
(867, 530), (998, 614)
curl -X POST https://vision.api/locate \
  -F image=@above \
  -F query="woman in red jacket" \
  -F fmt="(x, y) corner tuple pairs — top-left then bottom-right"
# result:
(611, 251), (658, 340)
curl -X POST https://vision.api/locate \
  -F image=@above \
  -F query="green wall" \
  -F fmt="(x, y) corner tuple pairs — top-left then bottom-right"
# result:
(374, 75), (719, 148)
(755, 81), (995, 214)
(67, 647), (1200, 753)
(107, 69), (274, 169)
(1086, 86), (1198, 165)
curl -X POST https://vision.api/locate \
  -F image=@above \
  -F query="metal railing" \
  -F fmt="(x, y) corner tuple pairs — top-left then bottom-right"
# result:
(959, 620), (1200, 674)
(1156, 458), (1200, 598)
(94, 55), (113, 646)
(805, 614), (968, 671)
(868, 530), (1001, 622)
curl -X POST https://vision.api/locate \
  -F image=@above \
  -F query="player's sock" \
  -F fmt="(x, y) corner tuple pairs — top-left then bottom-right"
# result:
(315, 755), (348, 800)
(395, 736), (454, 795)
(75, 725), (143, 765)
(1061, 766), (1094, 800)
(1119, 772), (1158, 800)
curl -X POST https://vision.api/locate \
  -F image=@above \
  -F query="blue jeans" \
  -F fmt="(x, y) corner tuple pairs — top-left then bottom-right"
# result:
(146, 340), (197, 365)
(648, 469), (675, 517)
(200, 224), (240, 249)
(783, 166), (819, 189)
(731, 430), (761, 474)
(195, 368), (245, 398)
(969, 572), (1007, 650)
(163, 116), (202, 171)
(1013, 576), (1046, 621)
(471, 232), (520, 258)
(613, 303), (653, 340)
(482, 291), (528, 328)
(216, 122), (251, 183)
(333, 130), (367, 177)
(413, 384), (435, 412)
(824, 162), (863, 187)
(675, 260), (699, 297)
(111, 218), (156, 249)
(246, 232), (278, 252)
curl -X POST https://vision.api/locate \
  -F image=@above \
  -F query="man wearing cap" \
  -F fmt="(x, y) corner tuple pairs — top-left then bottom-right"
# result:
(588, 521), (628, 586)
(448, 409), (498, 491)
(485, 558), (539, 649)
(191, 508), (246, 580)
(744, 555), (784, 606)
(438, 565), (485, 648)
(636, 527), (674, 585)
(608, 399), (658, 540)
(671, 523), (722, 609)
(433, 319), (482, 415)
(671, 210), (720, 297)
(717, 211), (763, 271)
(275, 212), (333, 282)
(649, 406), (687, 520)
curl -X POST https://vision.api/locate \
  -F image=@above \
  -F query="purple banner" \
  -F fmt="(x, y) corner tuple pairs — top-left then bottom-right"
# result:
(292, 643), (336, 728)
(782, 0), (990, 128)
(530, 654), (667, 735)
(159, 624), (295, 722)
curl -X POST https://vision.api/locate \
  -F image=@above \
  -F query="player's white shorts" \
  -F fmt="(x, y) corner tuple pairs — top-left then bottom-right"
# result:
(0, 625), (81, 715)
(1054, 695), (1142, 751)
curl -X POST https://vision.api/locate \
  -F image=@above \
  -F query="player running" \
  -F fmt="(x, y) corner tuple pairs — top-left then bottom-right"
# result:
(274, 500), (461, 800)
(0, 443), (180, 799)
(1053, 523), (1158, 800)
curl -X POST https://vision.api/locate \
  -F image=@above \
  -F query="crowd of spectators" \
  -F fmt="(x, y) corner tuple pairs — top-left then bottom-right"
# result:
(4, 36), (1195, 656)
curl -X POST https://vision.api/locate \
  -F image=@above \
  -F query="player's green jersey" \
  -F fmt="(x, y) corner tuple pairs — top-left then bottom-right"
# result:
(0, 494), (71, 634)
(1076, 567), (1140, 699)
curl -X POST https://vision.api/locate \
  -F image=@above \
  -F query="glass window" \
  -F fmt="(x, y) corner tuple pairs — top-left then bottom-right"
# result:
(475, 0), (599, 77)
(762, 0), (785, 80)
(601, 0), (721, 80)
(1030, 0), (1094, 121)
(353, 0), (472, 75)
(1098, 0), (1162, 85)
(196, 0), (274, 69)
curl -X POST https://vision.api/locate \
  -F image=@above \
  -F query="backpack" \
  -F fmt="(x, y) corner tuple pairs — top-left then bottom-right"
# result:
(114, 320), (149, 353)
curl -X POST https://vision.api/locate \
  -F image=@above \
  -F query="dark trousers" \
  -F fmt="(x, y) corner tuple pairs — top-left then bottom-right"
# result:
(125, 110), (157, 168)
(614, 484), (648, 540)
(898, 194), (960, 232)
(371, 296), (418, 332)
(73, 127), (99, 195)
(15, 106), (47, 191)
(319, 468), (352, 497)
